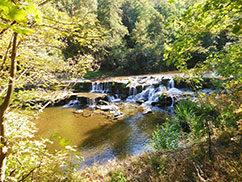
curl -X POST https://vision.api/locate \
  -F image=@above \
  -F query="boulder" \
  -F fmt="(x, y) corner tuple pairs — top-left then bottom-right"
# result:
(157, 95), (173, 107)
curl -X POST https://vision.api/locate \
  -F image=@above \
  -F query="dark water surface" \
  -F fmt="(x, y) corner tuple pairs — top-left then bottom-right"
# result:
(34, 105), (167, 166)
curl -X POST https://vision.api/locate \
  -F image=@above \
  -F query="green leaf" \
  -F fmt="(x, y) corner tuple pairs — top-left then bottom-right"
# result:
(9, 6), (28, 23)
(232, 25), (241, 34)
(50, 133), (61, 140)
(0, 0), (11, 13)
(59, 138), (70, 147)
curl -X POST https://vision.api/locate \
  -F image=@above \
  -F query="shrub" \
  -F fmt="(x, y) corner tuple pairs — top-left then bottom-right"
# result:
(5, 112), (82, 181)
(110, 170), (127, 182)
(149, 122), (180, 150)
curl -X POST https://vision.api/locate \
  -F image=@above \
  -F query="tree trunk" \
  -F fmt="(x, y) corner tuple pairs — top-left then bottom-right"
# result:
(0, 32), (18, 182)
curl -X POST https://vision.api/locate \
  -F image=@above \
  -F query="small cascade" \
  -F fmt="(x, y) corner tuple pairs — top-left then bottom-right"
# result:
(108, 94), (121, 102)
(88, 98), (96, 109)
(90, 82), (111, 93)
(63, 99), (80, 108)
(128, 87), (137, 96)
(69, 75), (189, 111)
(166, 78), (182, 96)
(167, 78), (175, 90)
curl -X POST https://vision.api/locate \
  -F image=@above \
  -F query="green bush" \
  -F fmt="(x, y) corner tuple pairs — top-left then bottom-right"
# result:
(83, 71), (102, 79)
(149, 122), (180, 150)
(5, 112), (82, 181)
(111, 170), (127, 182)
(173, 100), (219, 137)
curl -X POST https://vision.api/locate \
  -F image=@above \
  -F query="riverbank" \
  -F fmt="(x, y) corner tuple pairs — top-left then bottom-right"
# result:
(73, 133), (242, 182)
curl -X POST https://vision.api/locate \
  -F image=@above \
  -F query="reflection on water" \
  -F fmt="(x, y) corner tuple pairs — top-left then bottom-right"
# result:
(34, 106), (167, 167)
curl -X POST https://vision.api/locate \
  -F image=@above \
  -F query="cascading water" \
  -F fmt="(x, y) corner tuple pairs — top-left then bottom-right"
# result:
(87, 75), (185, 109)
(87, 98), (96, 109)
(90, 82), (111, 93)
(167, 78), (175, 90)
(108, 94), (121, 102)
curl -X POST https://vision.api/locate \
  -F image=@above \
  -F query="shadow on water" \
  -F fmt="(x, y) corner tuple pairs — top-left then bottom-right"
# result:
(78, 112), (167, 166)
(34, 106), (167, 167)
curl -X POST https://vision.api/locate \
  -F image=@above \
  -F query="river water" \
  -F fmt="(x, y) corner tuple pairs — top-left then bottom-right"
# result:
(34, 104), (167, 167)
(34, 73), (205, 167)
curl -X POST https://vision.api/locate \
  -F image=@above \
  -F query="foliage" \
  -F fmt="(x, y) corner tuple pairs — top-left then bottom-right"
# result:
(5, 111), (82, 181)
(83, 71), (103, 79)
(164, 0), (242, 135)
(150, 155), (167, 175)
(0, 0), (104, 181)
(173, 100), (220, 138)
(150, 122), (180, 150)
(0, 0), (104, 104)
(110, 170), (128, 182)
(99, 0), (195, 74)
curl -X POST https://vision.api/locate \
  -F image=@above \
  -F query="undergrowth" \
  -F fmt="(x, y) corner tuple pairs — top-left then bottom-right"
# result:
(76, 134), (242, 182)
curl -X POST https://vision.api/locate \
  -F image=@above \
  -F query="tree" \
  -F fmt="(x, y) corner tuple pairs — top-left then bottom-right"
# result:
(164, 0), (242, 158)
(0, 0), (104, 180)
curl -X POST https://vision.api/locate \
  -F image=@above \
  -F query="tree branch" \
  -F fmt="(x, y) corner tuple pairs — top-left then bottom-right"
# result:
(0, 21), (16, 36)
(0, 32), (18, 113)
(0, 35), (13, 74)
(0, 32), (18, 182)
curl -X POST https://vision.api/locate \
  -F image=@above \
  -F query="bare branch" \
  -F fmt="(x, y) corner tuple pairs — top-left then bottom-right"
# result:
(38, 0), (51, 6)
(194, 163), (207, 182)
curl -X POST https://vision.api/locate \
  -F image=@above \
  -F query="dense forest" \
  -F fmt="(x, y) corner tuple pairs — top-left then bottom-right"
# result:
(0, 0), (241, 181)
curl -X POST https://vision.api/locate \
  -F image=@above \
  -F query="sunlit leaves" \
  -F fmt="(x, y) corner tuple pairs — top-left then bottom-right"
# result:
(9, 6), (27, 23)
(164, 0), (242, 135)
(0, 0), (42, 35)
(5, 111), (82, 181)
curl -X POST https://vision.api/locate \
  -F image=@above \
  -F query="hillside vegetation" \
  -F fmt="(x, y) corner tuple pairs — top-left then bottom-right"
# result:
(0, 0), (241, 181)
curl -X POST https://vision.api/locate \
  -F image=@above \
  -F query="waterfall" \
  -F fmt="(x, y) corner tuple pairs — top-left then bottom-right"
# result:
(90, 82), (111, 93)
(167, 78), (175, 90)
(88, 98), (96, 109)
(86, 76), (185, 110)
(108, 94), (121, 102)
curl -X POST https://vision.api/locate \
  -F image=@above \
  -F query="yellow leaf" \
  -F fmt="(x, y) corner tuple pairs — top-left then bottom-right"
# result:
(234, 108), (242, 114)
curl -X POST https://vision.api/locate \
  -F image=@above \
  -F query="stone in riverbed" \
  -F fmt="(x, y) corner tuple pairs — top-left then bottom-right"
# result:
(97, 104), (119, 111)
(157, 94), (173, 107)
(73, 109), (83, 114)
(142, 105), (152, 114)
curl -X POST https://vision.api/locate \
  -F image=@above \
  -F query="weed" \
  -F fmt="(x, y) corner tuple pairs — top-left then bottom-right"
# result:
(110, 170), (127, 182)
(150, 155), (167, 175)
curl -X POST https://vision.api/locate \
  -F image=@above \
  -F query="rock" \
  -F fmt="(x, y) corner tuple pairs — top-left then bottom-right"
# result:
(82, 110), (92, 117)
(136, 100), (145, 104)
(137, 107), (144, 112)
(93, 109), (102, 114)
(98, 104), (119, 111)
(113, 112), (124, 120)
(142, 105), (152, 114)
(73, 109), (83, 114)
(157, 95), (173, 107)
(97, 100), (109, 105)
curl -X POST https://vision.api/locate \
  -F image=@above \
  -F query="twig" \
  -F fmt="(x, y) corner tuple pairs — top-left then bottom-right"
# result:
(0, 21), (16, 36)
(18, 165), (41, 182)
(38, 0), (51, 6)
(16, 157), (24, 169)
(39, 101), (51, 112)
(0, 68), (30, 97)
(194, 163), (207, 182)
